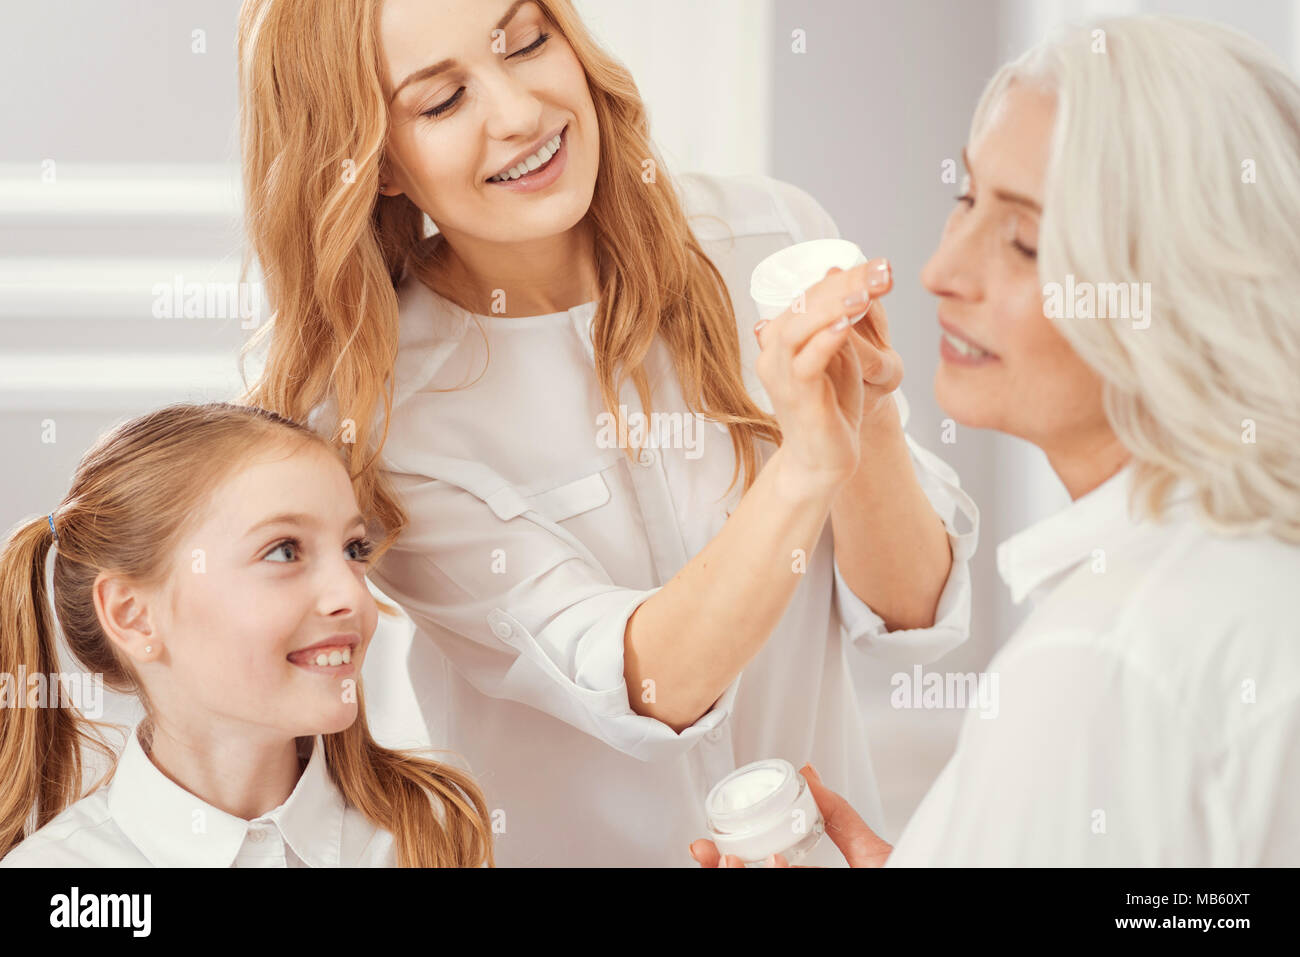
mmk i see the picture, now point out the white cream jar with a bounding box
[749,238,869,321]
[704,758,824,866]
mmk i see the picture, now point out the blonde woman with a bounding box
[692,14,1300,867]
[0,403,493,867]
[236,0,978,865]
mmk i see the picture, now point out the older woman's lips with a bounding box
[939,320,999,366]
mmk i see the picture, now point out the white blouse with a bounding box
[0,724,396,867]
[887,463,1300,866]
[362,171,979,867]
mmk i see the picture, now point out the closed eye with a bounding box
[510,30,551,60]
[420,31,552,120]
[422,89,464,120]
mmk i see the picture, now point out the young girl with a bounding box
[0,401,493,867]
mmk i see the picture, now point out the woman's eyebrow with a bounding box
[992,189,1042,213]
[962,147,1041,213]
[388,0,529,105]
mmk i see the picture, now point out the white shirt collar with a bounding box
[996,461,1149,606]
[107,725,347,868]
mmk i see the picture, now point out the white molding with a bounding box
[0,352,246,411]
[0,163,242,224]
[0,257,259,322]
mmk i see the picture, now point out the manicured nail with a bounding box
[765,854,778,867]
[869,261,892,292]
[754,319,770,337]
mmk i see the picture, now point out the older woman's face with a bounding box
[378,0,599,246]
[921,82,1108,447]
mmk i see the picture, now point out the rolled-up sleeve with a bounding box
[368,466,741,764]
[833,403,979,665]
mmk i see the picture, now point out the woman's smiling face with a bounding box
[921,81,1109,449]
[378,0,599,246]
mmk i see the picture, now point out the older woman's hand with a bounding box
[689,763,894,867]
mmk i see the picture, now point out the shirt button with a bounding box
[637,448,657,467]
[705,727,723,742]
[248,827,266,843]
[491,619,513,639]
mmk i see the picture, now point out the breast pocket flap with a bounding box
[524,471,610,523]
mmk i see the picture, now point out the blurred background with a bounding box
[3,0,1297,843]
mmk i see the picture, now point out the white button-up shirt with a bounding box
[0,725,395,867]
[363,171,980,866]
[888,463,1300,865]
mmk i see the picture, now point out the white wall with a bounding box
[575,0,773,178]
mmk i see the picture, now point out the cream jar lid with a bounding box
[749,238,868,309]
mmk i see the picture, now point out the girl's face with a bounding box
[138,441,379,742]
[377,0,599,247]
[920,82,1110,448]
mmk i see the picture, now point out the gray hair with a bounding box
[972,15,1300,542]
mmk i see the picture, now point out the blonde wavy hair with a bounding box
[971,14,1300,541]
[0,403,494,867]
[234,0,781,554]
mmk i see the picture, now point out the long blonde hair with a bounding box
[235,0,780,552]
[972,15,1300,541]
[0,403,493,867]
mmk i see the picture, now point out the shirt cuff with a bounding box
[485,587,742,763]
[833,429,980,665]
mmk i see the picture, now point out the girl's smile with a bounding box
[287,634,362,675]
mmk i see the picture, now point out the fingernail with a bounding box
[869,261,892,292]
[803,762,823,784]
[837,312,868,335]
[753,319,770,336]
[843,290,870,309]
[832,315,851,331]
[765,854,777,867]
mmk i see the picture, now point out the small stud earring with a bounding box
[144,645,153,654]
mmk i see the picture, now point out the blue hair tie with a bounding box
[47,513,59,544]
